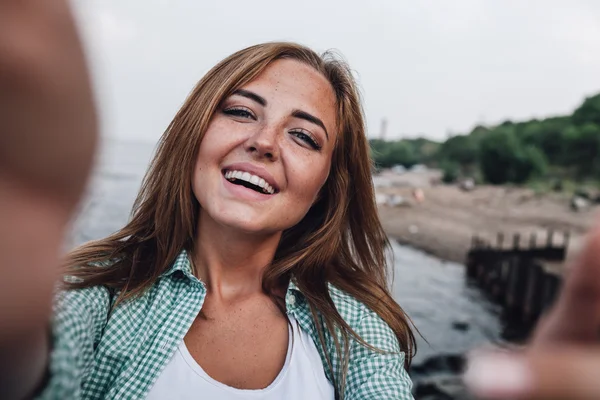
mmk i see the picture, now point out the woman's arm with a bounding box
[0,0,98,398]
[0,0,97,204]
[344,310,414,400]
[37,286,112,400]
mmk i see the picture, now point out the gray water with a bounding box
[69,139,504,399]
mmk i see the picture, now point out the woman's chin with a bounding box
[209,213,283,237]
[199,204,297,238]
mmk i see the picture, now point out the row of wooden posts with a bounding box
[466,230,569,327]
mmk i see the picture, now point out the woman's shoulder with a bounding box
[291,280,392,334]
[57,257,121,308]
[54,281,114,340]
[326,284,382,327]
[323,284,412,398]
[56,281,112,309]
[326,284,403,353]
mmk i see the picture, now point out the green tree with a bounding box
[438,134,479,165]
[479,127,548,184]
[469,125,491,139]
[407,137,440,164]
[369,92,600,183]
[441,161,460,183]
[563,123,600,178]
[520,118,571,165]
[369,139,419,169]
[573,94,600,126]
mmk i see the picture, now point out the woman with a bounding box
[39,42,418,399]
[27,19,419,400]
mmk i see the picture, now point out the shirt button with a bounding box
[286,293,296,307]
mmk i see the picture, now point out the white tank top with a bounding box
[146,316,335,399]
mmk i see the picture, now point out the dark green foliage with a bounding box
[520,119,570,165]
[369,140,416,168]
[369,138,438,169]
[573,94,600,126]
[369,91,600,185]
[479,128,548,184]
[469,125,491,139]
[438,135,479,166]
[441,161,460,183]
[562,123,600,178]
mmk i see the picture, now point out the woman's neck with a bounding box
[192,212,282,302]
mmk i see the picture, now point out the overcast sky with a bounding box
[71,0,600,142]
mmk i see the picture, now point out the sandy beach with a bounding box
[376,170,599,267]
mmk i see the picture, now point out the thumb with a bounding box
[465,347,600,400]
[533,222,600,345]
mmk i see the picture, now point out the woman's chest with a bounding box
[183,296,290,390]
[147,315,335,400]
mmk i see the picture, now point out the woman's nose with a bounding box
[244,126,280,161]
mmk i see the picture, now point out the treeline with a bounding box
[370,93,600,185]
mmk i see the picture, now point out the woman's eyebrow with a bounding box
[232,89,267,107]
[292,109,329,140]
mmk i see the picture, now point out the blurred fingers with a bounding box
[532,222,600,345]
[465,347,600,400]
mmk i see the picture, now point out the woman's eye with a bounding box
[223,107,256,120]
[291,130,321,151]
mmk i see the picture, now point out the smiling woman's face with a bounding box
[192,59,338,235]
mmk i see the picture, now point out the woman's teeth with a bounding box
[224,170,275,195]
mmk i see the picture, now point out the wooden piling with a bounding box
[466,229,568,332]
[529,233,537,249]
[523,263,544,323]
[546,230,554,248]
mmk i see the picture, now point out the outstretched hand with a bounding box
[465,219,600,399]
[0,0,97,398]
[0,0,97,204]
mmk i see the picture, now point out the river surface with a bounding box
[69,139,505,399]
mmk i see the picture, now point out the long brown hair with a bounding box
[65,42,416,394]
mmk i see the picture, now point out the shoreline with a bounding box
[376,171,598,268]
[386,233,464,265]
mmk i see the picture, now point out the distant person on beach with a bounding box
[3,2,600,400]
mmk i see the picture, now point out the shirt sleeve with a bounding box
[36,285,111,400]
[343,309,414,400]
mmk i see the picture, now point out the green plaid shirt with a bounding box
[39,251,413,399]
